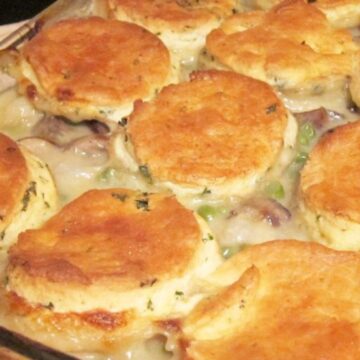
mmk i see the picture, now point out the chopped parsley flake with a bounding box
[202,233,214,242]
[118,117,128,127]
[111,193,128,202]
[45,302,54,310]
[201,187,211,196]
[21,181,37,212]
[266,104,277,114]
[147,299,154,311]
[140,278,157,287]
[139,165,152,184]
[136,198,150,211]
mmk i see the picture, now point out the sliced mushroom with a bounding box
[229,198,291,227]
[31,115,110,146]
[86,120,110,135]
[20,133,109,167]
[294,107,342,129]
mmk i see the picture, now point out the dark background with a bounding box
[0,0,56,25]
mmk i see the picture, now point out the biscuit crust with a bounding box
[9,189,201,286]
[108,0,237,32]
[0,134,57,248]
[7,188,221,313]
[254,0,360,28]
[0,134,28,230]
[20,17,172,121]
[206,0,359,91]
[300,121,360,223]
[299,120,360,249]
[184,240,360,360]
[127,70,289,196]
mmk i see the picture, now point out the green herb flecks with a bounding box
[111,192,128,202]
[201,187,211,196]
[202,233,214,242]
[140,278,157,288]
[118,117,128,127]
[147,299,154,311]
[136,197,150,211]
[44,302,54,310]
[266,103,277,114]
[175,291,184,299]
[21,181,37,211]
[139,164,152,184]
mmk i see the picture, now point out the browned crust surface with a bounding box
[7,292,134,332]
[0,134,28,229]
[21,17,171,107]
[108,0,237,32]
[314,0,360,8]
[184,240,360,360]
[256,0,360,11]
[206,0,358,88]
[8,189,201,288]
[300,120,360,223]
[128,70,288,187]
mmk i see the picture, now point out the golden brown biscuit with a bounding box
[6,188,222,351]
[120,70,296,198]
[299,120,360,250]
[316,0,360,28]
[107,0,242,64]
[18,17,175,123]
[254,0,360,28]
[205,0,359,93]
[350,57,360,107]
[0,133,57,248]
[183,240,360,360]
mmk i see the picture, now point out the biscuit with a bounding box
[6,189,222,350]
[299,120,360,250]
[350,58,360,108]
[205,0,359,93]
[119,70,296,198]
[0,133,57,249]
[183,240,360,360]
[18,17,175,123]
[253,0,360,29]
[107,0,242,65]
[315,0,360,28]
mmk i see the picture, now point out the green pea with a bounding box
[97,167,117,182]
[197,205,224,222]
[222,245,242,259]
[265,181,285,200]
[294,151,308,165]
[299,122,316,146]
